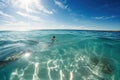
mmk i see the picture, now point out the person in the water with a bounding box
[48,36,56,47]
[52,36,56,42]
[49,36,56,46]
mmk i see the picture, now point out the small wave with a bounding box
[0,30,119,80]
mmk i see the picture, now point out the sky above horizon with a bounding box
[0,0,120,31]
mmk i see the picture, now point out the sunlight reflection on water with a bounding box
[0,31,119,80]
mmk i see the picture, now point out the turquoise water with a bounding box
[0,30,120,80]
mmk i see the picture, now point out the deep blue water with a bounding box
[0,30,120,80]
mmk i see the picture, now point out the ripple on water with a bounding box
[0,31,120,80]
[89,56,118,79]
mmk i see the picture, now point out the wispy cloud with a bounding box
[0,1,7,9]
[54,0,68,9]
[0,10,13,18]
[9,0,53,14]
[37,4,53,14]
[0,21,33,31]
[54,25,89,30]
[92,16,116,20]
[5,21,31,27]
[16,11,40,21]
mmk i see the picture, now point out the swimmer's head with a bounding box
[53,36,55,38]
[52,36,56,41]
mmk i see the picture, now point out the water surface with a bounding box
[0,30,120,80]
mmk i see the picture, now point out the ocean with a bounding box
[0,30,120,80]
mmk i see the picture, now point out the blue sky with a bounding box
[0,0,120,31]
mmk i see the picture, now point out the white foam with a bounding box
[69,71,73,80]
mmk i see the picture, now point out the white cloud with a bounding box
[5,21,31,27]
[93,16,116,20]
[16,11,40,21]
[0,10,13,18]
[0,21,89,31]
[0,21,34,31]
[9,0,53,14]
[52,25,89,30]
[93,16,104,20]
[0,20,58,31]
[54,0,68,9]
[37,3,53,14]
[0,1,7,9]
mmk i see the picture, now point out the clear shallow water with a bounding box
[0,30,120,80]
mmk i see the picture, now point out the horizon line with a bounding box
[0,29,120,32]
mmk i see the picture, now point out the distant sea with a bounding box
[0,30,120,80]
